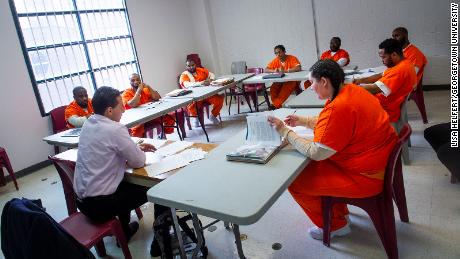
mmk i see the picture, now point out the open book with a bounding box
[211,77,234,86]
[226,112,283,164]
[166,89,192,97]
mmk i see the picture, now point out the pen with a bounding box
[291,110,297,115]
[136,139,144,145]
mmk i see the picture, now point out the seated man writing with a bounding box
[179,59,223,127]
[64,86,94,128]
[353,38,417,124]
[122,73,175,138]
[74,86,156,241]
[265,45,302,109]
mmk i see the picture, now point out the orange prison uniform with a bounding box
[266,55,301,108]
[320,49,350,66]
[288,84,397,231]
[122,88,175,137]
[403,44,427,86]
[375,59,417,122]
[179,67,224,117]
[64,100,94,128]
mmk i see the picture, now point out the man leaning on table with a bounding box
[265,44,302,109]
[73,86,156,241]
[353,38,416,124]
[179,59,224,127]
[122,73,175,138]
[64,86,94,128]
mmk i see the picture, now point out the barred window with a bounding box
[10,0,140,115]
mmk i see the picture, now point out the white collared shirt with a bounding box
[74,114,145,198]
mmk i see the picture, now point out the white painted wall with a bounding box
[313,0,450,85]
[0,0,54,172]
[204,0,318,74]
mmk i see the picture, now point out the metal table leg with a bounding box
[232,223,246,259]
[191,213,205,258]
[196,101,209,142]
[171,208,187,259]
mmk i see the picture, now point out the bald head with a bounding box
[73,86,88,108]
[392,27,409,48]
[129,73,141,89]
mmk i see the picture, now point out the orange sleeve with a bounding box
[266,58,279,70]
[338,50,350,65]
[195,68,209,81]
[122,88,135,109]
[313,103,354,152]
[286,55,301,69]
[320,51,330,60]
[64,102,79,127]
[180,73,190,87]
[379,68,402,93]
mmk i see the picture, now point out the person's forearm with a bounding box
[287,65,301,73]
[265,67,276,73]
[127,89,143,107]
[356,73,382,84]
[68,116,87,128]
[361,84,382,94]
[279,129,335,160]
[147,86,161,101]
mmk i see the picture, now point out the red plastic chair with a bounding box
[409,65,428,123]
[0,147,19,190]
[321,123,412,259]
[50,105,68,154]
[49,156,134,258]
[244,68,271,112]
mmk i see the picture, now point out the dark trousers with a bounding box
[424,123,460,180]
[76,181,148,235]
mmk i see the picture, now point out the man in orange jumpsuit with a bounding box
[179,59,223,127]
[392,27,428,87]
[320,37,350,67]
[266,45,302,109]
[268,59,397,240]
[122,73,175,138]
[65,86,94,128]
[354,39,417,123]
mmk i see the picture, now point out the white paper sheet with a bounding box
[131,137,168,149]
[246,112,281,146]
[155,141,194,157]
[144,155,190,177]
[53,148,78,162]
[177,148,207,163]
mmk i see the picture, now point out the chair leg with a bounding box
[392,158,409,222]
[135,207,143,220]
[54,146,60,155]
[251,92,259,112]
[205,105,210,119]
[237,95,241,114]
[411,89,428,124]
[321,197,333,247]
[94,240,107,257]
[0,167,6,186]
[228,94,233,115]
[184,108,192,130]
[381,199,399,259]
[365,200,390,255]
[243,92,253,113]
[3,154,18,190]
[111,220,133,259]
[401,142,410,165]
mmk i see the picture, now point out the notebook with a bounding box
[62,128,82,137]
[262,73,285,79]
[166,89,192,97]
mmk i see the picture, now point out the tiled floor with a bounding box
[1,90,459,259]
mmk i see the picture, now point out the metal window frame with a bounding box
[9,0,141,116]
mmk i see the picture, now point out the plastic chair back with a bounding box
[49,156,78,215]
[231,61,247,74]
[50,105,68,133]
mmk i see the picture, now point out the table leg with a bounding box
[196,102,209,142]
[160,116,166,139]
[175,110,185,140]
[171,208,187,259]
[232,223,246,259]
[191,213,205,258]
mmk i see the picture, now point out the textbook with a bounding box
[226,111,283,164]
[62,128,82,137]
[166,89,192,97]
[262,73,285,79]
[211,77,234,86]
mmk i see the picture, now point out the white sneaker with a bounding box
[308,222,351,240]
[209,115,220,125]
[193,118,200,128]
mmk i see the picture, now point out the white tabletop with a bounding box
[344,66,386,82]
[242,71,309,84]
[147,108,322,225]
[43,98,193,147]
[284,89,326,108]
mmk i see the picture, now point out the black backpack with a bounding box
[150,205,208,258]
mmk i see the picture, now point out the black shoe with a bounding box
[126,221,139,242]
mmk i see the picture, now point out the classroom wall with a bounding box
[203,0,318,74]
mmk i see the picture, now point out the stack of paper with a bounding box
[155,141,194,157]
[144,148,208,177]
[211,77,234,86]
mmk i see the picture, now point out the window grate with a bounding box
[10,0,140,115]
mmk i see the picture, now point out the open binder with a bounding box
[166,89,192,97]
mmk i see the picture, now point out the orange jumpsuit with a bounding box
[304,49,351,89]
[122,87,175,137]
[179,67,224,117]
[64,100,94,128]
[403,44,427,86]
[288,84,397,231]
[266,55,301,108]
[320,49,350,66]
[375,59,417,122]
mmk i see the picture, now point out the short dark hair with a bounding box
[72,86,86,96]
[393,27,408,35]
[331,37,341,45]
[379,38,403,56]
[274,45,286,52]
[92,86,121,115]
[309,59,345,100]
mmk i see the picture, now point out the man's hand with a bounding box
[138,143,156,152]
[284,115,300,127]
[202,78,211,86]
[267,116,286,133]
[352,78,361,85]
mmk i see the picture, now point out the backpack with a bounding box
[150,207,208,258]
